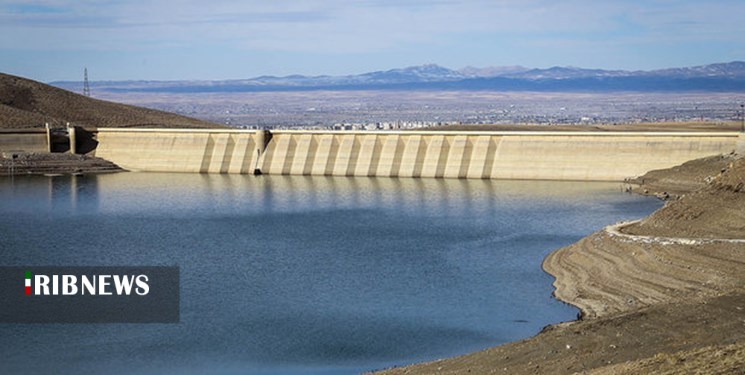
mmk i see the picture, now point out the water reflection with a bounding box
[43,172,630,218]
[0,174,101,215]
[0,172,659,375]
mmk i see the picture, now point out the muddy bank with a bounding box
[0,152,122,176]
[378,293,745,375]
[377,155,745,374]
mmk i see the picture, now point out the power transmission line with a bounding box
[83,67,91,97]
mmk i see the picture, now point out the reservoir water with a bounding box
[0,173,661,374]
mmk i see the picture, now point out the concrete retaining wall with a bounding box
[0,129,49,153]
[94,128,741,181]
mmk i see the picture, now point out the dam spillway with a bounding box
[93,128,742,181]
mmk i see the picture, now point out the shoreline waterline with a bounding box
[382,154,745,375]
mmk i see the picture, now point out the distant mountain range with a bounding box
[52,61,745,93]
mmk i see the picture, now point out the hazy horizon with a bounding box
[2,1,744,82]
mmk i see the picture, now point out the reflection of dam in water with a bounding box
[87,172,632,218]
[1,172,637,220]
[94,129,744,181]
[0,174,100,215]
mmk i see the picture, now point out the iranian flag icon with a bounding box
[25,271,31,295]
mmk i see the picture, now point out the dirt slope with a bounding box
[0,73,225,129]
[627,153,736,198]
[378,293,745,375]
[626,156,745,239]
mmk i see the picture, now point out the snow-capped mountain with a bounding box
[51,62,745,93]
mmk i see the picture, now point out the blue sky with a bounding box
[1,0,744,81]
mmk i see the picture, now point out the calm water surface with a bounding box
[0,173,661,374]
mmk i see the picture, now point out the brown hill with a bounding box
[0,73,226,129]
[626,155,745,239]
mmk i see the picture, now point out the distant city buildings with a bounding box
[93,91,745,130]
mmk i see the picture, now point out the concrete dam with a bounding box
[93,128,743,181]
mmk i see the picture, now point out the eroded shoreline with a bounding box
[378,153,745,374]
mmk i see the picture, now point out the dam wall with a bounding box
[94,128,741,181]
[0,129,49,153]
[95,129,261,174]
